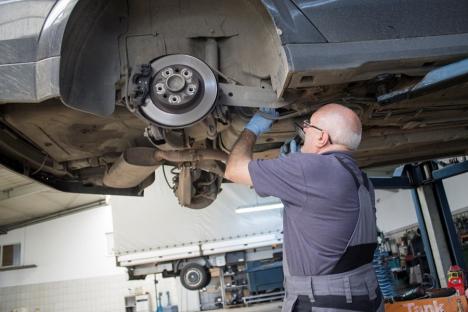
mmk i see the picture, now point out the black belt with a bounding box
[293,287,383,312]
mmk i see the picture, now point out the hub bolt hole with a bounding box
[187,84,197,95]
[181,68,193,79]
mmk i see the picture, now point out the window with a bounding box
[1,243,21,267]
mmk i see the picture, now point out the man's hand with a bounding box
[245,107,278,137]
[279,137,301,158]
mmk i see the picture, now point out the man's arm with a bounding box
[224,129,257,186]
[225,107,277,185]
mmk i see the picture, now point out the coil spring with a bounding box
[373,248,397,299]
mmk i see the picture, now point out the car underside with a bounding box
[1,0,468,208]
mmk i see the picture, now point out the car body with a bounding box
[1,0,468,208]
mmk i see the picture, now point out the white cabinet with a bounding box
[125,293,152,312]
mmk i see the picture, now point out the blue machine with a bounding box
[246,260,284,293]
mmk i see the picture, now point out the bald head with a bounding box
[310,104,362,150]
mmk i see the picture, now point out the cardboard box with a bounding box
[385,295,468,311]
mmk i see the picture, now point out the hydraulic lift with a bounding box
[370,160,468,311]
[370,159,468,288]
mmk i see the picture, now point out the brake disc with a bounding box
[137,54,218,128]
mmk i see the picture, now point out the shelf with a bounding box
[224,285,247,289]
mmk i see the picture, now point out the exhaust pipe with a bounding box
[103,147,227,188]
[103,148,161,188]
[154,149,228,163]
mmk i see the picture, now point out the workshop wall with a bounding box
[0,205,199,312]
[444,172,468,213]
[375,172,468,234]
[375,189,418,233]
[0,205,122,287]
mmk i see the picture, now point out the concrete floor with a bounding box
[221,302,282,311]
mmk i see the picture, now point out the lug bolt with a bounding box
[155,83,165,94]
[162,67,174,78]
[169,95,181,104]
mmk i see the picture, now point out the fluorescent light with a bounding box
[236,202,284,214]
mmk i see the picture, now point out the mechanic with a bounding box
[225,104,383,312]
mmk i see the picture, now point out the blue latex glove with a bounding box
[279,137,301,158]
[245,107,278,136]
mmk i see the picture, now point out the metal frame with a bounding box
[370,159,468,287]
[378,58,468,105]
[410,189,440,288]
[433,180,465,269]
[432,161,468,181]
[0,149,143,197]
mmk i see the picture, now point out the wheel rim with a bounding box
[185,268,202,287]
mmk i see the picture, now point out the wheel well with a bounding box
[60,0,124,116]
[59,0,286,116]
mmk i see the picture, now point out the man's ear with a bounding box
[318,132,329,147]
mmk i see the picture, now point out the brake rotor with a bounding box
[138,54,218,128]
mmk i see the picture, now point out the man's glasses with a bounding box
[296,120,333,144]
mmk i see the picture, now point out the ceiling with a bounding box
[0,165,106,232]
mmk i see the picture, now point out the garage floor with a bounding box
[221,302,282,311]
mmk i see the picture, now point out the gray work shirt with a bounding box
[248,151,362,276]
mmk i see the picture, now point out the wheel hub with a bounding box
[166,74,186,92]
[136,54,218,128]
[187,270,201,284]
[152,65,201,109]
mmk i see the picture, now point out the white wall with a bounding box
[0,205,124,288]
[0,204,201,312]
[375,172,468,233]
[375,189,418,233]
[443,172,468,212]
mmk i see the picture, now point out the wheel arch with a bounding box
[57,0,298,117]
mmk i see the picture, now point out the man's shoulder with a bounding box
[289,151,355,163]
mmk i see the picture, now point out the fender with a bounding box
[0,0,79,104]
[260,0,325,44]
[36,0,80,60]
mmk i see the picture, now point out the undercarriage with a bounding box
[1,0,468,208]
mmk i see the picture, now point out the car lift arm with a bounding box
[378,58,468,105]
